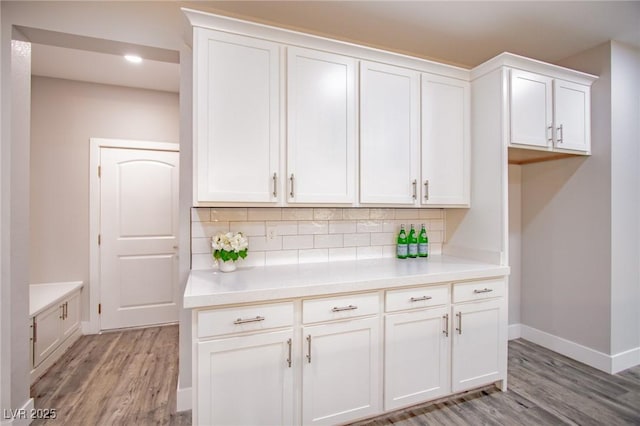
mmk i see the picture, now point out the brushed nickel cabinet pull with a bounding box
[456,312,462,335]
[443,313,449,337]
[59,304,64,320]
[272,173,278,198]
[286,338,292,368]
[412,179,417,200]
[424,180,429,200]
[289,174,295,198]
[473,288,494,294]
[557,124,564,144]
[547,125,553,143]
[306,335,312,364]
[331,305,358,312]
[33,319,37,343]
[233,316,265,325]
[410,296,433,302]
[64,302,68,320]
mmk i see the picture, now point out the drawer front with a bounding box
[385,284,449,312]
[197,301,294,338]
[453,278,504,303]
[303,292,379,324]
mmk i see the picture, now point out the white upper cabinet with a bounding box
[287,47,356,204]
[554,79,590,152]
[509,67,591,154]
[421,74,470,207]
[360,61,420,205]
[510,69,553,149]
[194,28,280,204]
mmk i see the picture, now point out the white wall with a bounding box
[609,42,640,355]
[521,43,613,353]
[30,76,179,319]
[508,164,521,326]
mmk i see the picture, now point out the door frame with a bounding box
[87,138,180,334]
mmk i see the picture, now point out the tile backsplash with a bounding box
[191,208,445,269]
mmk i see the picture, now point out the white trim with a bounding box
[611,347,640,374]
[176,384,192,412]
[513,325,639,373]
[182,8,470,81]
[0,398,34,425]
[508,323,521,340]
[88,138,179,333]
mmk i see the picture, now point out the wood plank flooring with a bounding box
[32,326,640,425]
[31,325,191,425]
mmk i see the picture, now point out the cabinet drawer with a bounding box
[385,284,449,312]
[303,292,379,324]
[453,279,504,303]
[197,302,294,338]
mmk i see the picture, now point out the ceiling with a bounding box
[29,1,640,92]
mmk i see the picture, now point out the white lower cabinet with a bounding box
[192,279,507,425]
[32,289,81,368]
[196,330,294,426]
[384,306,450,410]
[302,317,380,425]
[451,279,507,392]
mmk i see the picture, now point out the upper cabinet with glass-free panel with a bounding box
[193,28,281,205]
[287,47,357,204]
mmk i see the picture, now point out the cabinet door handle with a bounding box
[456,312,462,335]
[331,305,358,312]
[233,316,265,325]
[557,124,564,144]
[424,180,429,200]
[64,302,68,320]
[306,335,312,364]
[59,305,64,320]
[272,173,278,198]
[289,174,295,198]
[547,125,553,143]
[412,179,417,200]
[473,288,493,294]
[410,296,432,302]
[443,313,449,337]
[33,319,37,343]
[286,338,292,368]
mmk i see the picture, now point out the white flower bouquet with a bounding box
[211,231,249,263]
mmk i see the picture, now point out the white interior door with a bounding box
[99,146,179,330]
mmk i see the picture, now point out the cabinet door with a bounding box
[554,79,590,152]
[61,291,80,340]
[509,69,553,148]
[194,28,280,203]
[384,306,450,410]
[287,47,356,203]
[421,74,470,206]
[33,303,63,367]
[451,298,506,392]
[196,330,294,426]
[302,317,380,425]
[360,61,420,205]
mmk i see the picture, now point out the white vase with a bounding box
[218,260,237,273]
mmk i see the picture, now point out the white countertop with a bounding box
[30,281,83,317]
[184,255,509,309]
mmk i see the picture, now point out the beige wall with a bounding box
[30,76,179,319]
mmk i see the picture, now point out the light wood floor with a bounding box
[32,325,640,425]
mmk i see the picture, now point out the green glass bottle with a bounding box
[408,224,418,258]
[418,224,429,258]
[396,225,408,259]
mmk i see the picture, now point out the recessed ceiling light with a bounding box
[124,54,142,64]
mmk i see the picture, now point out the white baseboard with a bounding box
[611,346,640,374]
[1,398,34,425]
[520,324,640,374]
[176,385,192,412]
[81,320,99,335]
[508,323,521,340]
